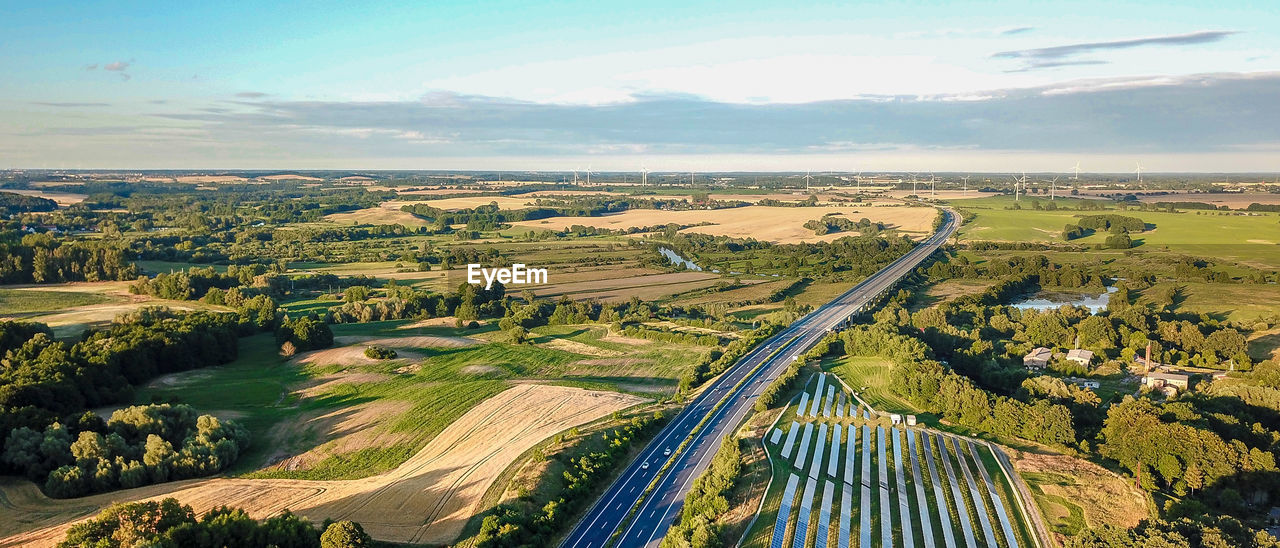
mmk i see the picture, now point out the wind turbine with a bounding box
[1039,175,1060,200]
[641,166,649,187]
[961,175,970,195]
[1072,161,1082,181]
[1134,162,1144,184]
[1011,173,1027,201]
[929,172,937,197]
[907,173,918,195]
[585,165,592,186]
[571,168,579,184]
[804,170,814,190]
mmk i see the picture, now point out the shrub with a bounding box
[363,345,397,360]
[321,521,372,548]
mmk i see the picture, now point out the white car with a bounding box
[641,461,650,470]
[664,448,672,456]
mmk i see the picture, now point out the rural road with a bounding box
[560,208,960,548]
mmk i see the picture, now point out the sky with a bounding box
[2,0,1279,172]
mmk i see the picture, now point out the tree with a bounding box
[343,286,370,303]
[1104,232,1133,249]
[507,325,529,344]
[279,316,334,351]
[321,521,372,548]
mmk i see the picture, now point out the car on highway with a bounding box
[641,461,650,470]
[664,448,671,456]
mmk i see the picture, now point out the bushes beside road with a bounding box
[473,411,666,547]
[661,434,743,547]
[679,323,784,394]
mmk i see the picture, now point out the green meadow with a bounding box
[0,288,112,314]
[952,196,1280,267]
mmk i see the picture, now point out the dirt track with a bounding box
[0,384,643,547]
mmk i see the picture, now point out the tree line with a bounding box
[0,232,136,283]
[3,403,249,498]
[0,191,57,213]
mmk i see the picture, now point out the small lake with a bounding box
[658,247,703,271]
[1011,286,1117,313]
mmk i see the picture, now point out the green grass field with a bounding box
[0,288,112,314]
[1021,471,1087,536]
[826,356,918,415]
[131,333,313,473]
[1137,282,1280,324]
[952,195,1280,267]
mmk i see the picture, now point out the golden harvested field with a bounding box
[512,205,937,243]
[395,188,490,196]
[172,175,251,184]
[0,384,642,547]
[4,189,87,206]
[258,174,323,181]
[323,200,435,227]
[529,271,724,302]
[519,190,624,198]
[422,196,539,210]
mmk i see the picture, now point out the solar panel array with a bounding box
[756,373,1032,548]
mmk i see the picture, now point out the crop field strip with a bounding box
[751,377,1035,548]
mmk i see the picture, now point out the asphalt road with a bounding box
[560,208,960,548]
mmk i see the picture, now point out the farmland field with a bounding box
[2,188,87,205]
[0,384,639,547]
[322,200,436,227]
[953,195,1280,267]
[510,204,938,244]
[0,288,112,314]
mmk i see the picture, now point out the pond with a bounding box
[658,247,703,271]
[1011,285,1117,313]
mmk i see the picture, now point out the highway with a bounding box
[560,207,959,548]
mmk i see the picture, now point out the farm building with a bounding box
[1144,371,1190,393]
[1066,349,1094,366]
[1023,347,1052,369]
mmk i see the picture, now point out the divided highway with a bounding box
[561,208,960,548]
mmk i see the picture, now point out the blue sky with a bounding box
[2,1,1278,171]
